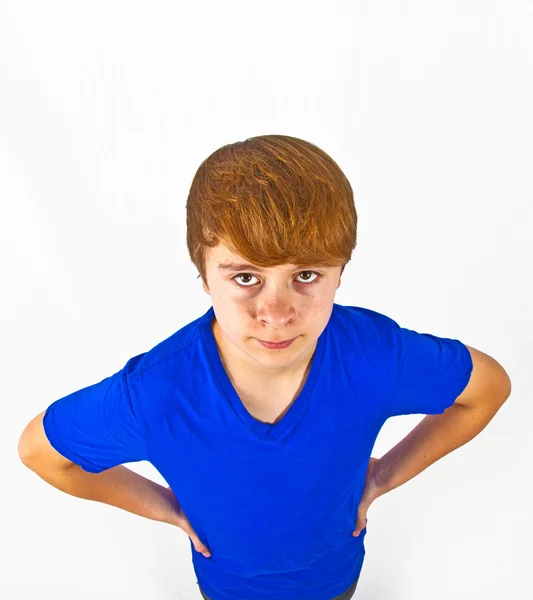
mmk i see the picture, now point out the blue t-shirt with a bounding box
[43,303,473,600]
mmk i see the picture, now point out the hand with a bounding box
[352,457,386,537]
[165,486,212,558]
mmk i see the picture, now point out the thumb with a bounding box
[353,512,368,537]
[190,533,212,558]
[165,486,212,558]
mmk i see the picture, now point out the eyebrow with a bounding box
[217,261,330,273]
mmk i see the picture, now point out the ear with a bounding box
[203,280,211,295]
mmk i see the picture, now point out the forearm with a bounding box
[25,460,180,526]
[375,401,506,494]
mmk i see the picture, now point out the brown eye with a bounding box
[298,271,316,282]
[232,273,259,287]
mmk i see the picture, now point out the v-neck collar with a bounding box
[199,306,327,438]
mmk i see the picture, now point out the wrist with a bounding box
[160,485,183,526]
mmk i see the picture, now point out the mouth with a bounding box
[257,337,297,349]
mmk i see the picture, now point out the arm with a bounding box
[374,344,512,494]
[19,411,179,525]
[19,411,212,557]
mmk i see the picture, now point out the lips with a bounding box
[257,337,296,349]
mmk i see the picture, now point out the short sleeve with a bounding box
[386,322,474,418]
[42,359,149,473]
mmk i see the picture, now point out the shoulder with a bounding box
[331,303,400,343]
[124,308,210,380]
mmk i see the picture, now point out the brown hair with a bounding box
[186,134,357,286]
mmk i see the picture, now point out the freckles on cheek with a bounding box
[303,297,326,315]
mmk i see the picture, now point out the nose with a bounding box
[256,302,296,329]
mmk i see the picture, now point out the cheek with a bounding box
[301,297,330,316]
[218,304,250,331]
[304,301,335,328]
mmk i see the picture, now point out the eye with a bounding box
[232,271,322,288]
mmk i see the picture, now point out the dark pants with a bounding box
[198,576,359,599]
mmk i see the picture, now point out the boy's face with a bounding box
[202,242,343,376]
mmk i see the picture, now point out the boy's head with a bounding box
[186,134,357,374]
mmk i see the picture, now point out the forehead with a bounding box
[207,243,331,273]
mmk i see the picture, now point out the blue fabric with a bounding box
[43,303,473,600]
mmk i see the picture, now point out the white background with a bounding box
[2,1,531,598]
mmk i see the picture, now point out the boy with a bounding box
[18,135,511,600]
